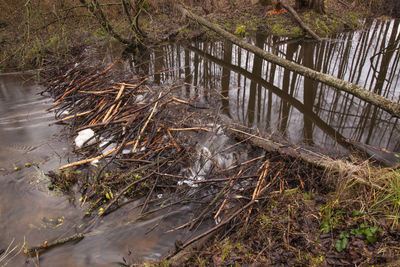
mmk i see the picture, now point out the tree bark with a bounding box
[280,0,322,41]
[295,0,325,13]
[79,0,130,45]
[176,5,400,118]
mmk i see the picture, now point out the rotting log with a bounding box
[279,0,322,41]
[176,5,400,118]
[220,115,384,191]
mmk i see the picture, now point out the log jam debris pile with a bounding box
[38,60,396,265]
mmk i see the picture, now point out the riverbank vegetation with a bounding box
[0,0,398,72]
[1,0,400,266]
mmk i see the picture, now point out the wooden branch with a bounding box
[79,0,130,45]
[165,200,257,260]
[102,84,125,122]
[168,232,215,267]
[131,92,161,153]
[57,110,92,122]
[176,5,400,118]
[279,0,322,41]
[24,233,84,256]
[59,143,119,170]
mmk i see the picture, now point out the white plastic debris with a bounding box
[122,149,132,155]
[75,129,95,148]
[215,216,222,225]
[59,110,69,116]
[133,146,146,153]
[90,159,99,165]
[135,94,145,103]
[99,137,112,148]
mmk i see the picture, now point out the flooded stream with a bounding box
[1,19,400,266]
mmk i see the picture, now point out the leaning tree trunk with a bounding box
[176,4,400,118]
[280,0,321,41]
[296,0,325,13]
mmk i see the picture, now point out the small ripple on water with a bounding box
[0,110,54,123]
[1,120,55,131]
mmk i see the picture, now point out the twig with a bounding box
[169,127,211,132]
[56,110,92,122]
[102,84,126,122]
[24,233,84,257]
[214,169,242,219]
[131,91,162,153]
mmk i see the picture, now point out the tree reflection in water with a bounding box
[127,19,400,165]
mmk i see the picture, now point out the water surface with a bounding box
[127,19,400,165]
[0,74,189,266]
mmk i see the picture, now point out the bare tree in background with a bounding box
[295,0,325,13]
[79,0,146,49]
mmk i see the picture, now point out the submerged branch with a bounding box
[24,233,84,257]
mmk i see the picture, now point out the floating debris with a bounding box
[75,129,95,148]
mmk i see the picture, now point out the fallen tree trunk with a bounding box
[186,44,400,167]
[176,5,400,118]
[279,0,322,41]
[220,115,384,191]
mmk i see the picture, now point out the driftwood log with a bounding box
[176,5,400,118]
